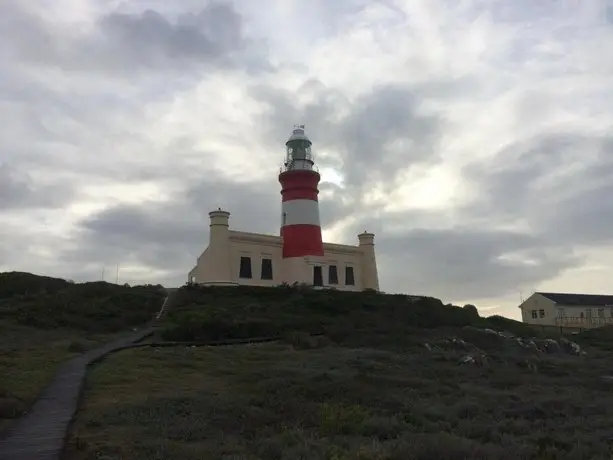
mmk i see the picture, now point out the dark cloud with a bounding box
[97,4,251,71]
[0,2,272,77]
[373,227,580,300]
[63,172,356,282]
[0,164,73,210]
[463,133,613,245]
[250,80,442,193]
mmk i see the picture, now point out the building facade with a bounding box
[187,126,380,291]
[519,292,613,331]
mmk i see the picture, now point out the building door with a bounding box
[313,266,323,287]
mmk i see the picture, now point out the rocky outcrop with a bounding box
[423,326,585,367]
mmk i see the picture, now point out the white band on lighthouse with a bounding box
[281,199,321,226]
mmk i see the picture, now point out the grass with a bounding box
[0,271,166,431]
[0,321,118,431]
[65,326,613,459]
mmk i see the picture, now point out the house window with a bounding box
[345,266,355,286]
[557,308,565,318]
[239,256,252,279]
[531,310,537,319]
[598,308,605,318]
[538,309,545,318]
[261,258,273,280]
[328,265,338,284]
[313,266,323,286]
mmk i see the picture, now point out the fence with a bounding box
[555,316,613,328]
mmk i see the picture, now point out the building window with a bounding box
[313,266,323,286]
[531,310,537,319]
[282,212,287,226]
[610,307,613,318]
[261,258,273,280]
[598,308,605,318]
[328,265,338,284]
[538,309,545,318]
[557,308,565,318]
[239,256,252,279]
[345,266,355,286]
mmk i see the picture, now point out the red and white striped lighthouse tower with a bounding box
[279,125,324,267]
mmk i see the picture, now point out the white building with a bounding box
[519,292,613,331]
[188,126,380,291]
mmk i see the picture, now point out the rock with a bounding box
[458,353,488,367]
[423,342,442,352]
[515,337,539,351]
[560,337,582,355]
[450,337,468,346]
[499,331,516,339]
[534,338,562,354]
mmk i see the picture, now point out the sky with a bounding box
[2,0,613,319]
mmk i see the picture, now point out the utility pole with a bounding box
[115,264,120,284]
[101,267,105,281]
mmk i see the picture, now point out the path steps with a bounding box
[0,290,175,460]
[0,328,154,460]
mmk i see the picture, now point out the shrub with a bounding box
[161,285,489,342]
[0,272,166,333]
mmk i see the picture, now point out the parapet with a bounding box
[358,231,375,246]
[209,208,230,226]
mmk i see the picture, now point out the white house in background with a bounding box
[187,125,380,292]
[519,292,613,330]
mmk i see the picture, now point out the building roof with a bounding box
[537,292,613,306]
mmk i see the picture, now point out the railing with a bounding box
[555,316,613,328]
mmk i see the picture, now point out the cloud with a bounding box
[251,81,443,194]
[2,0,613,318]
[374,226,580,300]
[0,164,73,210]
[2,2,271,77]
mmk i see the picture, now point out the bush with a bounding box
[161,285,489,342]
[0,272,166,333]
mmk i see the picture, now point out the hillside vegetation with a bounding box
[0,271,165,430]
[160,284,537,344]
[65,284,613,460]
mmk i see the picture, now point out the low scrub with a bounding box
[0,271,166,333]
[161,284,534,343]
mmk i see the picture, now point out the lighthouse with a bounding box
[188,124,380,291]
[279,125,325,283]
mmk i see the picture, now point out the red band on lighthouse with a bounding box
[279,170,324,258]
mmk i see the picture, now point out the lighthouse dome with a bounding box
[286,124,312,145]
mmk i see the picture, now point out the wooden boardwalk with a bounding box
[0,328,154,460]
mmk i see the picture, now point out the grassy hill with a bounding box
[158,284,538,344]
[0,271,166,430]
[63,284,613,460]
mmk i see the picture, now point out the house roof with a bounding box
[537,292,613,306]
